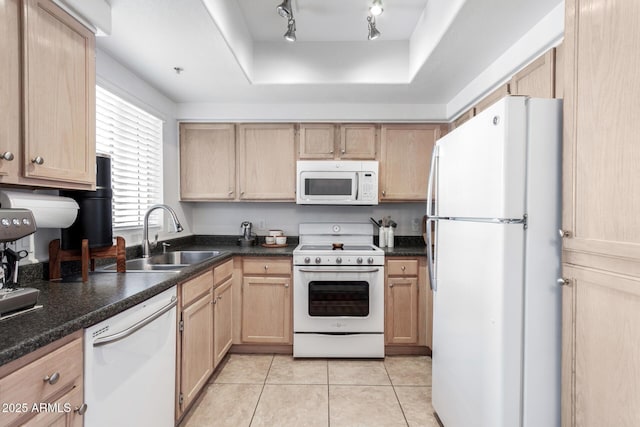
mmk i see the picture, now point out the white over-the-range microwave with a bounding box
[296,160,379,205]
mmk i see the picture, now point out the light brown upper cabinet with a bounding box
[450,108,474,131]
[474,83,511,115]
[510,49,555,98]
[0,0,95,190]
[298,123,336,159]
[0,0,20,180]
[298,123,377,160]
[22,0,95,186]
[237,123,296,200]
[180,123,236,201]
[379,124,440,201]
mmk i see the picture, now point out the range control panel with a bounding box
[0,209,36,243]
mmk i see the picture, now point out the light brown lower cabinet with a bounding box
[385,259,420,345]
[241,258,292,344]
[213,275,233,367]
[0,334,85,427]
[561,264,640,427]
[177,270,214,416]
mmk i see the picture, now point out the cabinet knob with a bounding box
[284,283,289,288]
[264,265,269,270]
[228,190,234,195]
[74,403,88,416]
[558,229,571,238]
[341,149,346,154]
[31,156,44,165]
[557,278,571,287]
[43,372,60,385]
[382,191,386,196]
[401,266,406,271]
[389,283,394,288]
[1,152,14,161]
[330,150,334,154]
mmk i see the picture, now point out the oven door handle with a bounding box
[297,268,381,273]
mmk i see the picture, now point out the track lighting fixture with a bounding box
[369,0,384,16]
[284,18,296,42]
[276,0,292,19]
[367,15,381,40]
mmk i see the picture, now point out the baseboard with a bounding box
[229,344,293,354]
[384,345,432,356]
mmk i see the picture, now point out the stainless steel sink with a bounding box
[100,250,223,273]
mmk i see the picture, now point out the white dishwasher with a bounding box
[84,286,177,427]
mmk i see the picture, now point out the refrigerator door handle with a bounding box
[426,145,439,217]
[426,217,437,291]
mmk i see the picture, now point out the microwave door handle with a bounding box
[354,173,359,200]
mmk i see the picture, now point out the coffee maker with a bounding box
[0,208,40,318]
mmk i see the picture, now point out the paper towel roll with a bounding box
[0,191,79,228]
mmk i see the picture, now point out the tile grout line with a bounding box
[247,354,275,427]
[384,359,410,427]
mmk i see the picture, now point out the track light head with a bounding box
[276,0,292,19]
[284,18,296,42]
[369,0,383,16]
[367,15,381,40]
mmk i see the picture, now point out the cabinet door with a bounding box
[562,0,640,274]
[241,276,291,343]
[22,0,95,186]
[386,276,419,344]
[0,0,20,180]
[180,123,236,200]
[510,48,555,98]
[379,124,439,201]
[339,124,377,159]
[213,277,233,367]
[180,292,214,410]
[561,265,640,427]
[238,124,296,200]
[299,124,336,159]
[474,83,510,115]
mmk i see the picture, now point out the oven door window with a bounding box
[308,281,369,317]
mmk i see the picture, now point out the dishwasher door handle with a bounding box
[93,296,177,347]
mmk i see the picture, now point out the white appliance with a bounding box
[84,286,177,427]
[293,223,385,357]
[427,97,562,427]
[296,160,378,205]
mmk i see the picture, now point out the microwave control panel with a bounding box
[359,172,377,201]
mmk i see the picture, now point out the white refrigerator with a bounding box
[427,96,562,427]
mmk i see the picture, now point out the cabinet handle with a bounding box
[557,278,571,287]
[43,372,60,385]
[1,152,14,161]
[218,295,222,301]
[558,229,571,238]
[74,403,88,416]
[212,298,217,304]
[31,156,44,165]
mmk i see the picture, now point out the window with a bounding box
[95,86,163,229]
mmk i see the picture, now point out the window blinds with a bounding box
[95,86,163,229]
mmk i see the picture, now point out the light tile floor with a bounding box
[181,354,438,427]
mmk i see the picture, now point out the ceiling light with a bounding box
[284,19,296,42]
[369,0,384,16]
[276,0,292,19]
[367,16,381,40]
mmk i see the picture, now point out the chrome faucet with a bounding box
[142,204,184,257]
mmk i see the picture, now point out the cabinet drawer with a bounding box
[214,259,233,287]
[387,259,419,276]
[243,258,291,276]
[0,337,82,426]
[182,269,213,306]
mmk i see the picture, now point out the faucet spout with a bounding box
[142,204,184,257]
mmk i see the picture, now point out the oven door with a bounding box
[293,265,384,333]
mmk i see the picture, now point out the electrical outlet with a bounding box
[411,217,421,232]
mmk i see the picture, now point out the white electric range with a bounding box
[293,223,385,358]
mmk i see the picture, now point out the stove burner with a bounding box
[332,243,344,250]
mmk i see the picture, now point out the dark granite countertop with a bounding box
[0,235,424,367]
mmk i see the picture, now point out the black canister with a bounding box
[61,154,114,250]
